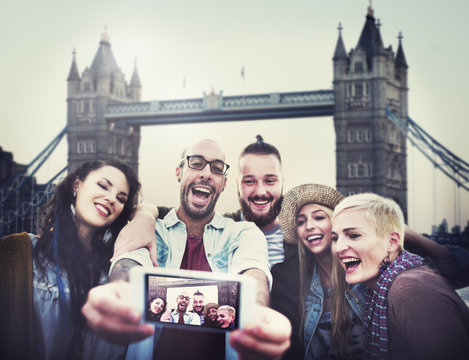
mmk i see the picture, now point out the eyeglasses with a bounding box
[178,295,190,301]
[183,155,230,176]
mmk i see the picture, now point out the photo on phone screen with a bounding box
[144,273,241,331]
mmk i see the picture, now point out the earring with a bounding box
[103,229,112,245]
[379,250,391,273]
[70,190,77,220]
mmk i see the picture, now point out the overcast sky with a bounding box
[1,0,468,234]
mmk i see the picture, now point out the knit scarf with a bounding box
[364,250,423,359]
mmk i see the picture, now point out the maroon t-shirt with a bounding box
[179,236,211,272]
[155,235,225,360]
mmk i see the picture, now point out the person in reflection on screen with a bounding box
[170,290,201,325]
[191,290,205,324]
[147,296,167,322]
[217,305,236,329]
[203,303,220,328]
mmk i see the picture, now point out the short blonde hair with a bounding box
[217,305,235,317]
[332,193,404,249]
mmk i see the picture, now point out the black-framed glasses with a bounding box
[178,295,190,301]
[183,155,230,176]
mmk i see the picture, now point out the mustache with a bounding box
[248,195,273,202]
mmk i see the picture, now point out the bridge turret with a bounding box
[128,58,142,101]
[333,4,409,219]
[67,49,80,98]
[66,30,141,174]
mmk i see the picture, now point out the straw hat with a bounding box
[279,184,344,245]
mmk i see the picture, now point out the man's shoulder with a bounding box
[213,212,261,234]
[223,209,243,221]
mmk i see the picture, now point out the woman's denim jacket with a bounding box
[303,265,367,360]
[30,235,125,360]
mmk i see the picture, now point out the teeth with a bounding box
[307,235,322,241]
[194,187,210,194]
[342,257,360,263]
[96,204,110,215]
[253,200,268,205]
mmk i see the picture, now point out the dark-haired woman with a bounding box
[147,297,167,322]
[2,160,140,359]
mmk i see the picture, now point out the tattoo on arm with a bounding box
[109,258,140,282]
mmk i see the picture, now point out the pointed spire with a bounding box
[67,48,80,81]
[90,29,119,79]
[130,57,141,88]
[333,22,348,61]
[395,32,408,68]
[356,5,385,61]
[101,25,110,44]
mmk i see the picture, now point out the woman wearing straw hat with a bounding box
[278,184,366,359]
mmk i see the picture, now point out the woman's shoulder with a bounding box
[389,265,461,305]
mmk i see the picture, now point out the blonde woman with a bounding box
[331,193,469,359]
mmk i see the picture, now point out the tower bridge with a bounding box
[2,5,468,236]
[66,5,409,217]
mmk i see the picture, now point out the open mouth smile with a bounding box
[95,203,110,216]
[191,185,212,204]
[341,257,361,272]
[305,234,323,245]
[249,197,272,209]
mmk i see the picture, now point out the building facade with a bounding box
[66,30,141,173]
[333,5,409,218]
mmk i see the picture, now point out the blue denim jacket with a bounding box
[303,265,367,360]
[30,235,125,360]
[122,210,271,360]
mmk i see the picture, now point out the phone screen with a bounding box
[144,273,241,331]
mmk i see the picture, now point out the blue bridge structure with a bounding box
[1,5,468,239]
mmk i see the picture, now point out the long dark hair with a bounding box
[33,160,140,323]
[147,297,167,321]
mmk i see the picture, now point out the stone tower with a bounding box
[66,30,141,174]
[333,5,409,218]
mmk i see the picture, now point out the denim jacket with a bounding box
[122,210,271,360]
[303,265,367,360]
[156,209,271,280]
[30,234,125,360]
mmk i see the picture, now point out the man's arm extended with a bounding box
[242,268,270,306]
[109,258,141,282]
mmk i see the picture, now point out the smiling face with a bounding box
[192,294,204,314]
[176,293,190,312]
[296,203,333,256]
[217,309,235,328]
[150,298,165,315]
[331,208,391,288]
[207,307,218,322]
[176,140,227,220]
[73,165,129,238]
[237,154,283,230]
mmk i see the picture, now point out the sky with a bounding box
[1,0,468,234]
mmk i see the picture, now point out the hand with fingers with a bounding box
[230,305,291,360]
[82,281,154,344]
[112,203,159,266]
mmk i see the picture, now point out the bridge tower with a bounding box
[333,5,409,218]
[66,30,141,173]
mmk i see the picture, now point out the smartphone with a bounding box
[130,267,256,332]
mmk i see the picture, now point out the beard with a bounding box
[239,194,283,228]
[180,181,220,220]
